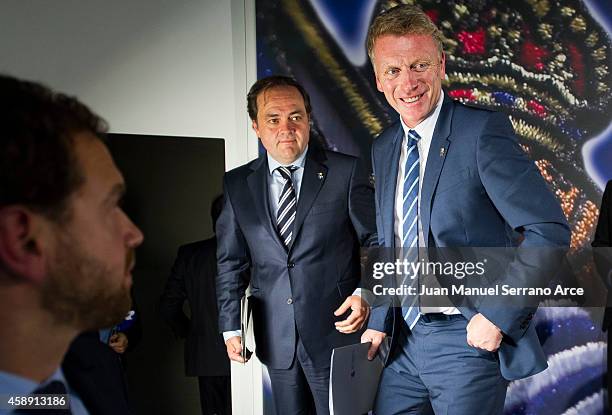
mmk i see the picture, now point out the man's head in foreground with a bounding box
[0,74,144,337]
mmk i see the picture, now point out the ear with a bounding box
[251,119,261,138]
[373,65,384,92]
[0,206,48,283]
[370,57,384,93]
[375,75,384,93]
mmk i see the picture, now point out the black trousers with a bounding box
[197,375,231,415]
[266,336,330,415]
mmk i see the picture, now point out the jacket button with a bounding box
[287,298,293,305]
[288,262,295,268]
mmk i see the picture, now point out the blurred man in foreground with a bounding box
[0,74,143,414]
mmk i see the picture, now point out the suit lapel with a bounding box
[247,155,286,252]
[421,97,454,246]
[291,146,328,251]
[380,126,404,248]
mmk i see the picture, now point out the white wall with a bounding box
[0,0,259,170]
[0,0,261,414]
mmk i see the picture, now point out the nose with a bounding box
[398,68,419,92]
[279,118,296,133]
[123,211,144,248]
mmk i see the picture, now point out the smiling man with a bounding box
[0,74,143,414]
[360,5,570,415]
[216,76,377,414]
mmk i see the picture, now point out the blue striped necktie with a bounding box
[276,166,298,250]
[402,129,421,329]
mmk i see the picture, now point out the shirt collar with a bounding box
[0,367,68,396]
[400,91,444,142]
[267,145,308,175]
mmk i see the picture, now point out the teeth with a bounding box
[402,94,422,103]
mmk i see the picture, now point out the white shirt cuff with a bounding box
[352,287,374,307]
[223,330,241,342]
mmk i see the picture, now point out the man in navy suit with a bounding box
[359,5,571,414]
[216,76,377,414]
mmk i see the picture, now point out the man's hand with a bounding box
[225,336,248,363]
[466,313,502,352]
[109,332,128,354]
[361,329,387,360]
[334,295,370,334]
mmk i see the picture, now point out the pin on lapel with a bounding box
[440,147,446,158]
[317,172,324,180]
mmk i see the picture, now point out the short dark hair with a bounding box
[246,75,312,121]
[0,74,108,222]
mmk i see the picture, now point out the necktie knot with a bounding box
[407,129,421,146]
[277,165,297,180]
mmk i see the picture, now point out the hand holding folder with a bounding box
[329,342,385,415]
[240,295,254,362]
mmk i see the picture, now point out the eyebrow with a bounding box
[264,109,305,119]
[104,183,126,205]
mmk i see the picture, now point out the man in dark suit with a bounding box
[160,195,231,415]
[0,74,144,413]
[593,180,612,411]
[61,294,142,415]
[216,76,377,414]
[359,5,571,414]
[62,329,137,415]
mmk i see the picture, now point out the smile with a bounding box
[400,93,424,104]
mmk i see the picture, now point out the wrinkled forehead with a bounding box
[257,86,306,115]
[373,33,441,62]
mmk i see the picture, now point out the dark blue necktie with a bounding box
[276,166,298,250]
[402,129,421,329]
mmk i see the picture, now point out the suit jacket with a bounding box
[593,180,612,330]
[62,331,133,415]
[368,96,571,381]
[160,238,230,377]
[216,144,377,369]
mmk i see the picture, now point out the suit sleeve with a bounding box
[367,142,393,332]
[593,181,612,248]
[475,112,571,342]
[216,175,251,333]
[348,156,378,247]
[592,181,612,310]
[159,246,190,338]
